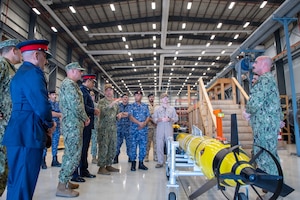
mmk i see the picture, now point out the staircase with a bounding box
[188,77,253,152]
[211,100,253,148]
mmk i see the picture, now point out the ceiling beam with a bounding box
[64,16,261,32]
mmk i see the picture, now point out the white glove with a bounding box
[242,110,251,121]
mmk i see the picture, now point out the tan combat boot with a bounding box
[97,167,111,175]
[68,181,79,189]
[106,165,120,172]
[56,182,79,198]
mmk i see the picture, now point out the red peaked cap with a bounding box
[82,74,96,80]
[17,40,49,53]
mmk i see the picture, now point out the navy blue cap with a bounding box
[17,39,52,59]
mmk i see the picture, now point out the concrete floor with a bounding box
[1,144,300,200]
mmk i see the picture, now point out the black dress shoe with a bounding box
[71,176,86,182]
[81,172,96,178]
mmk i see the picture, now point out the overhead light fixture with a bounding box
[171,68,174,71]
[243,22,250,28]
[118,25,123,31]
[51,26,58,32]
[228,2,235,9]
[153,51,157,55]
[153,43,157,48]
[203,72,206,75]
[206,42,211,47]
[260,1,267,9]
[125,44,129,49]
[228,42,232,46]
[110,4,116,11]
[210,35,215,40]
[152,2,156,10]
[132,63,135,67]
[202,51,205,55]
[152,23,156,29]
[217,22,222,29]
[128,52,132,56]
[154,73,157,76]
[192,68,195,71]
[153,35,156,40]
[154,68,157,71]
[172,63,175,66]
[170,72,173,75]
[134,68,137,72]
[189,73,192,76]
[198,57,202,60]
[83,26,88,32]
[154,63,157,66]
[216,56,220,60]
[32,8,41,15]
[69,6,76,13]
[207,67,211,70]
[234,34,239,39]
[195,62,198,66]
[174,57,177,60]
[187,2,192,10]
[154,57,157,60]
[179,35,183,40]
[177,43,181,47]
[182,23,186,29]
[175,51,179,55]
[221,50,226,54]
[122,37,126,42]
[185,79,187,82]
[211,62,215,65]
[130,57,133,61]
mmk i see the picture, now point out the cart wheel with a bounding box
[166,166,170,180]
[238,192,248,200]
[168,192,176,200]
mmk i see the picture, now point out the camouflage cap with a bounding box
[65,62,86,72]
[104,84,113,90]
[0,39,19,49]
[160,93,168,99]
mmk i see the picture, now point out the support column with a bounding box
[28,11,37,39]
[48,33,57,91]
[274,29,287,95]
[274,17,300,156]
[66,45,72,63]
[50,33,57,59]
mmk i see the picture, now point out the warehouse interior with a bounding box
[1,0,300,199]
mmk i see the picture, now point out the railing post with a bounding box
[231,79,237,104]
[221,83,225,100]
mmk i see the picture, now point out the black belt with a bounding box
[12,103,33,111]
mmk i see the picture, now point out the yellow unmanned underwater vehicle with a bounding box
[166,114,294,200]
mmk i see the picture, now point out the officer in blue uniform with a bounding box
[128,90,150,171]
[41,90,62,169]
[114,93,131,164]
[72,74,99,182]
[2,40,56,199]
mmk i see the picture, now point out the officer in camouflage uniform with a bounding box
[145,93,157,162]
[129,90,150,171]
[56,62,90,198]
[41,90,62,169]
[244,56,283,199]
[0,39,21,196]
[97,84,121,175]
[90,91,99,164]
[114,93,131,164]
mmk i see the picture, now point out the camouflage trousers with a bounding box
[0,144,8,196]
[252,122,280,176]
[91,129,98,157]
[58,124,83,183]
[97,126,117,167]
[129,128,148,162]
[146,127,157,160]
